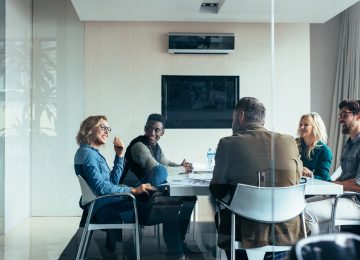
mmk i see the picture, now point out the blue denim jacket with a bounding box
[340,133,360,184]
[74,143,132,211]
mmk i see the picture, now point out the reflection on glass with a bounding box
[33,40,57,136]
[0,0,5,235]
[3,39,31,137]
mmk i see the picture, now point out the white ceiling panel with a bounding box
[70,0,360,23]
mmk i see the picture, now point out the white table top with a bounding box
[303,177,343,195]
[166,174,343,196]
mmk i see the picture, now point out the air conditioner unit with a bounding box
[168,32,235,54]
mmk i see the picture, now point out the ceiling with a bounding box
[70,0,360,23]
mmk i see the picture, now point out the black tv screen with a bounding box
[162,75,239,128]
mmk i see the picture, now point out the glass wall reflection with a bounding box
[31,0,84,216]
[0,0,4,236]
[32,39,57,137]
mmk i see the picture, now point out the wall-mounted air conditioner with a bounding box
[168,32,235,54]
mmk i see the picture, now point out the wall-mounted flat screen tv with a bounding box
[162,75,239,128]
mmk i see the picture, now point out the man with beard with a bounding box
[305,99,360,234]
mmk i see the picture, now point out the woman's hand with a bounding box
[131,183,156,195]
[302,167,313,178]
[181,159,193,173]
[113,137,125,157]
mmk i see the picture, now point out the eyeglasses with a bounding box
[99,124,112,133]
[145,125,163,134]
[338,111,354,118]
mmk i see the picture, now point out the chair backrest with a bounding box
[77,175,97,206]
[229,183,306,223]
[295,233,360,260]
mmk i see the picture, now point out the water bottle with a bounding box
[207,148,215,170]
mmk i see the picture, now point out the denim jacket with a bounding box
[74,143,132,210]
[339,133,360,184]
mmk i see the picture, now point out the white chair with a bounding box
[331,191,360,233]
[329,166,360,233]
[76,175,140,260]
[218,182,307,260]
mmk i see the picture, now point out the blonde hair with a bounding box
[297,112,328,159]
[76,115,107,145]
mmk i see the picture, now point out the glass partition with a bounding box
[4,0,355,258]
[31,0,84,216]
[0,0,4,237]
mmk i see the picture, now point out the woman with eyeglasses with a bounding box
[74,115,154,251]
[296,112,332,181]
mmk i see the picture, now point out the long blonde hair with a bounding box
[297,112,328,159]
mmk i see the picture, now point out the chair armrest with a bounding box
[335,191,360,198]
[333,191,360,208]
[83,192,136,206]
[331,191,360,230]
[96,192,136,201]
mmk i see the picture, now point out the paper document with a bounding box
[188,173,212,180]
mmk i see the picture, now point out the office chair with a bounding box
[292,232,360,260]
[217,183,307,260]
[329,167,360,233]
[76,175,140,260]
[331,191,360,232]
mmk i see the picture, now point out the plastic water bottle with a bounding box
[207,148,215,170]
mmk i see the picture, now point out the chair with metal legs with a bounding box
[331,191,360,233]
[76,175,140,260]
[329,166,360,233]
[217,182,307,260]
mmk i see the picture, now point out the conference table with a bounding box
[166,172,343,197]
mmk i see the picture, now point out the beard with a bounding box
[341,125,350,134]
[341,119,354,134]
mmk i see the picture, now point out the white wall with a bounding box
[4,0,32,232]
[85,22,310,165]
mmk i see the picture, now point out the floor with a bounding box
[0,217,80,260]
[0,197,219,260]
